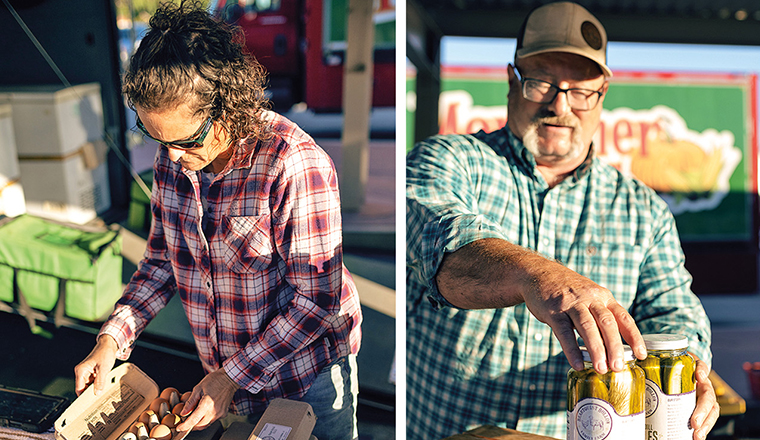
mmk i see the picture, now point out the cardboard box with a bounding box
[54,363,217,440]
[218,422,256,440]
[249,399,316,440]
[0,100,25,217]
[55,363,162,440]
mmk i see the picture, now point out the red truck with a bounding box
[215,0,395,112]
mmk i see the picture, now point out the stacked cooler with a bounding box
[1,83,110,224]
[0,99,25,217]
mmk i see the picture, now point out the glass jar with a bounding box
[638,334,696,440]
[567,345,645,440]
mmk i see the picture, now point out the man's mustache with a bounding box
[531,110,580,128]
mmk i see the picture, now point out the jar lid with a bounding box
[580,345,635,362]
[642,334,688,350]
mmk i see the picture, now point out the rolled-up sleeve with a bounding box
[407,135,509,309]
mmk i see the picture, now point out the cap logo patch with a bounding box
[581,21,602,50]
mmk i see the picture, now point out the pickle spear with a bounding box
[638,356,661,390]
[661,356,685,394]
[568,372,578,411]
[679,355,696,393]
[608,369,633,416]
[630,364,646,414]
[578,370,609,402]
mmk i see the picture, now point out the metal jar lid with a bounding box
[642,334,689,350]
[580,345,635,362]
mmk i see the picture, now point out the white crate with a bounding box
[19,153,110,225]
[0,83,104,157]
[0,101,26,217]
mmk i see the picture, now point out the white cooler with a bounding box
[0,100,25,217]
[1,83,110,224]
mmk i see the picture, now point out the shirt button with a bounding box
[529,384,537,391]
[534,333,543,341]
[427,297,440,310]
[206,281,212,288]
[542,238,550,246]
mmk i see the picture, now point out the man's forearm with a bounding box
[436,237,556,309]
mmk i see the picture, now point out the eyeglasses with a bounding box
[514,67,605,111]
[135,115,214,150]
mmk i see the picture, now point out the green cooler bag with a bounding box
[127,169,153,233]
[0,214,123,322]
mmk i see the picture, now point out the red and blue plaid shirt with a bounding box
[100,111,362,414]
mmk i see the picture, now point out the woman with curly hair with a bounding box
[74,2,362,439]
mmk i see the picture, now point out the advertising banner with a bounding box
[408,67,758,244]
[324,0,395,52]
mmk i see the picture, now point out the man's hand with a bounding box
[690,359,720,440]
[176,368,240,432]
[74,335,118,396]
[522,259,647,373]
[437,238,646,374]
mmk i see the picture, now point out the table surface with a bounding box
[442,425,560,440]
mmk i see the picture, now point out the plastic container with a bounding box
[743,362,760,400]
[567,345,645,440]
[638,334,696,440]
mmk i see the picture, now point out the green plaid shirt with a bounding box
[406,126,712,440]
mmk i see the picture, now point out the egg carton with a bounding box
[54,363,192,440]
[219,399,316,440]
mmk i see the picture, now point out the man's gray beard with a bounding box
[522,118,585,163]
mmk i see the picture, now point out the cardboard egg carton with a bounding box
[220,399,316,440]
[54,363,193,440]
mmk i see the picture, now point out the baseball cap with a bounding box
[515,1,613,77]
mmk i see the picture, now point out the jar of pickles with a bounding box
[638,334,696,440]
[567,346,645,440]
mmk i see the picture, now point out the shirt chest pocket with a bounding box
[222,215,274,273]
[566,241,645,307]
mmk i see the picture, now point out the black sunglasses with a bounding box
[135,116,214,150]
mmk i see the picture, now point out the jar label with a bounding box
[644,378,696,440]
[567,397,644,440]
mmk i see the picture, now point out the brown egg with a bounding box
[172,402,185,416]
[160,387,180,407]
[150,424,173,440]
[130,422,149,440]
[161,413,181,429]
[119,432,138,440]
[149,397,170,418]
[138,410,160,429]
[180,391,191,402]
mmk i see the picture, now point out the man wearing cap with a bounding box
[406,2,718,439]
